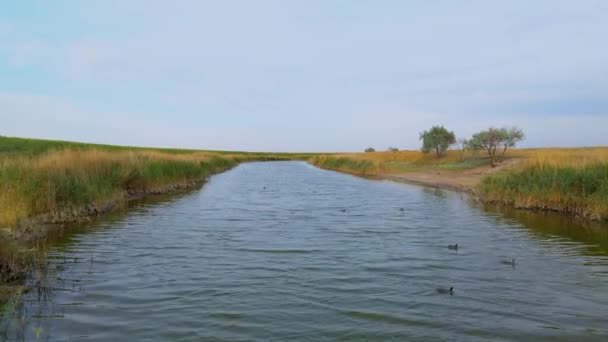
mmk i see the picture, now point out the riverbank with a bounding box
[310,148,608,222]
[5,160,607,340]
[0,136,313,307]
[309,151,519,190]
[379,157,525,193]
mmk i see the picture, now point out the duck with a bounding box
[436,287,453,295]
[448,244,458,250]
[501,258,516,267]
[399,208,405,212]
[340,209,347,213]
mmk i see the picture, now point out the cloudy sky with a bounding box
[1,1,607,151]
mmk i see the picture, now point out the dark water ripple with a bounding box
[2,161,608,341]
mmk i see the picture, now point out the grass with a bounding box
[481,148,608,221]
[0,135,316,158]
[0,136,312,228]
[310,149,489,175]
[310,147,608,221]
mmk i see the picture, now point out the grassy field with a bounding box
[310,147,608,221]
[0,136,313,228]
[310,149,490,175]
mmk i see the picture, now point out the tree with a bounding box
[501,127,525,157]
[387,146,399,152]
[364,147,375,153]
[419,125,456,158]
[469,127,524,167]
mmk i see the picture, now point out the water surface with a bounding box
[3,161,608,341]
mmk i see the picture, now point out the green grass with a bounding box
[0,136,317,159]
[309,156,379,175]
[481,163,608,221]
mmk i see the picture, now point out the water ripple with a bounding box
[4,161,608,341]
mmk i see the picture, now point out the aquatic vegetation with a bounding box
[0,136,312,227]
[481,161,608,221]
[0,149,232,226]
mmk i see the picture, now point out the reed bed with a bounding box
[481,148,608,221]
[0,136,315,227]
[0,149,243,226]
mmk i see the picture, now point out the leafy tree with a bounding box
[469,127,524,167]
[501,127,525,157]
[364,147,375,153]
[387,146,399,152]
[419,125,456,158]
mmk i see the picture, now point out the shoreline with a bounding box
[373,173,479,194]
[0,163,238,307]
[311,160,511,195]
[310,160,607,222]
[6,164,238,241]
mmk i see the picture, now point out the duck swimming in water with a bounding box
[448,244,458,250]
[501,258,516,267]
[436,287,453,295]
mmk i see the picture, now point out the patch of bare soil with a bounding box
[377,158,522,193]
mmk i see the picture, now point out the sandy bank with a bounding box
[376,161,518,193]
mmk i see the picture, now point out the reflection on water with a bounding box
[485,205,608,257]
[2,161,608,341]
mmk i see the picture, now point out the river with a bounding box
[2,161,608,341]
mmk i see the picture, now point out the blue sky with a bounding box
[1,1,607,151]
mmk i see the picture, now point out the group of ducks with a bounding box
[337,207,517,297]
[438,244,516,296]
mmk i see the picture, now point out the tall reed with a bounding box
[481,153,608,221]
[0,149,242,226]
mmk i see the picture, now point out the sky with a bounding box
[1,1,607,152]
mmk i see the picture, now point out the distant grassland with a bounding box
[310,149,488,175]
[0,136,313,227]
[311,147,608,221]
[0,136,315,158]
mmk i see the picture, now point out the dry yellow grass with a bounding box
[513,147,608,167]
[316,147,608,174]
[311,149,490,175]
[0,149,284,227]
